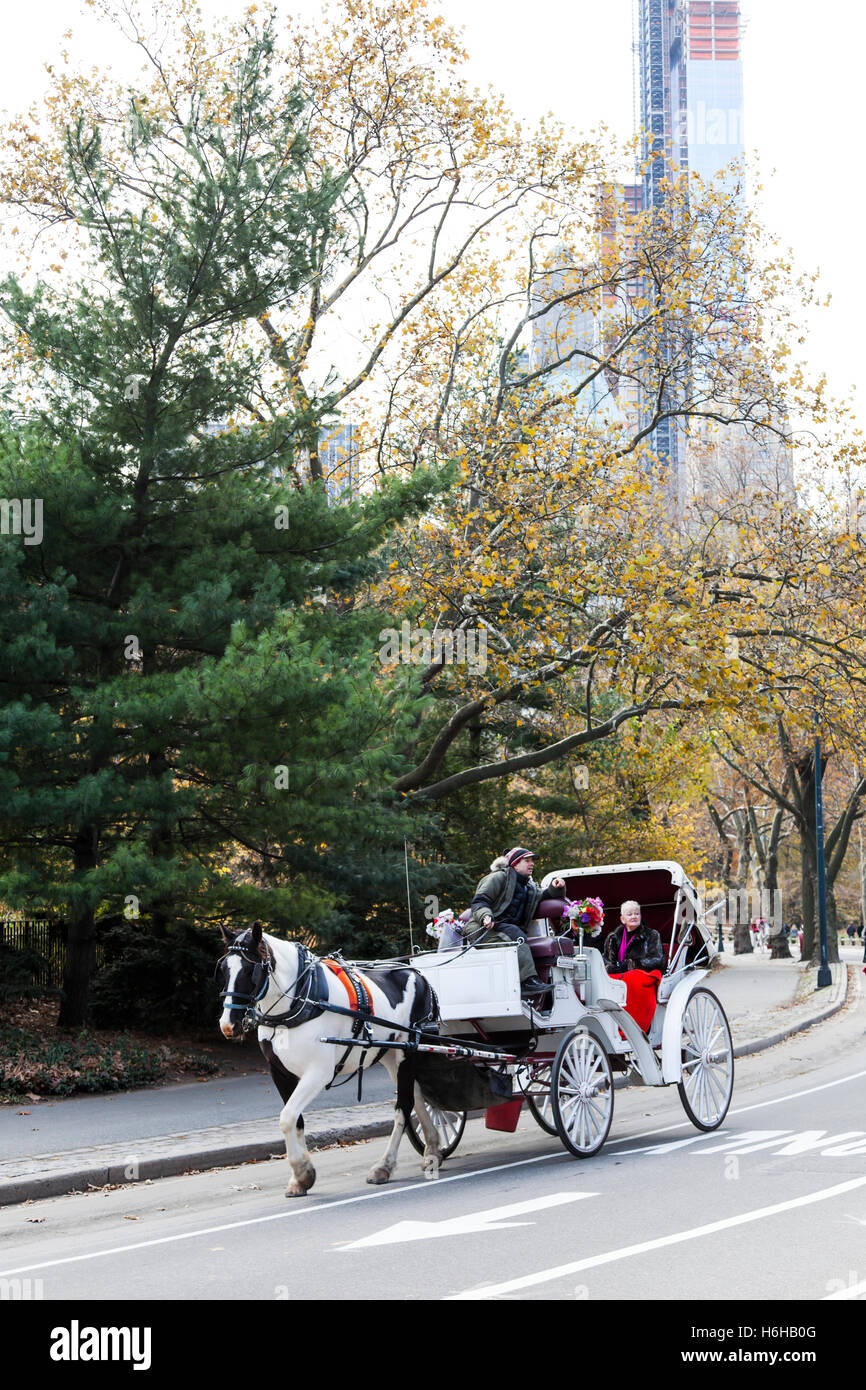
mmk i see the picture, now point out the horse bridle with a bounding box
[215,943,273,1014]
[216,939,322,1030]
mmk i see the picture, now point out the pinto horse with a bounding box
[216,923,444,1197]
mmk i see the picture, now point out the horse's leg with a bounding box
[366,1053,443,1184]
[275,1058,332,1198]
[410,1082,444,1180]
[365,1052,407,1185]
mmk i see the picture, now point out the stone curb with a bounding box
[0,963,854,1207]
[0,1106,396,1207]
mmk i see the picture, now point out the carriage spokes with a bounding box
[550,1028,615,1158]
[677,987,734,1131]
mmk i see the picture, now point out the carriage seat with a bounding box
[455,898,566,941]
[528,935,574,976]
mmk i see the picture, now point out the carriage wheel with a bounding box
[677,987,734,1132]
[406,1101,466,1158]
[516,1060,557,1136]
[551,1028,614,1158]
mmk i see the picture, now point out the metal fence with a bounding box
[0,919,107,989]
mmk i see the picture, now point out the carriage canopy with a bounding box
[539,860,715,971]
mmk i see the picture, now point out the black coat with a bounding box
[603,922,666,975]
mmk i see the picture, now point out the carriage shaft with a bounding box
[317,1035,519,1063]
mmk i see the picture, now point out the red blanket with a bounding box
[608,969,662,1034]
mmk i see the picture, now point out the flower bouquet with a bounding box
[426,909,464,949]
[565,896,604,938]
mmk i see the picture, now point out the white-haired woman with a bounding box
[602,900,665,1034]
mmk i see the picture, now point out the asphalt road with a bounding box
[1,969,863,1309]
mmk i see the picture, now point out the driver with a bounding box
[468,847,565,998]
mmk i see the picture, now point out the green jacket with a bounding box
[469,859,564,935]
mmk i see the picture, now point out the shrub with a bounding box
[0,942,49,1003]
[0,1022,218,1098]
[88,921,221,1033]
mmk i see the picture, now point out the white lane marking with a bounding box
[448,1174,866,1300]
[825,1277,866,1301]
[608,1067,866,1151]
[0,1150,573,1278]
[340,1192,595,1249]
[622,1129,866,1159]
[4,1066,866,1279]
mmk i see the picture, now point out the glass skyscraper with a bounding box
[638,0,744,199]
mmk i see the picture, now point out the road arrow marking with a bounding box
[340,1192,596,1249]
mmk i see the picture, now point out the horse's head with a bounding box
[216,921,271,1038]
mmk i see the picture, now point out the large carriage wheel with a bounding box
[551,1028,614,1158]
[406,1100,466,1158]
[677,987,734,1132]
[516,1060,557,1136]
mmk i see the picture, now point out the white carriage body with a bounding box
[413,859,719,1087]
[407,859,733,1157]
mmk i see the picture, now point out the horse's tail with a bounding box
[396,1052,417,1127]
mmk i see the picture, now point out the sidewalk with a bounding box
[0,951,855,1206]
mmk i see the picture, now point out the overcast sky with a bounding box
[1,1,861,425]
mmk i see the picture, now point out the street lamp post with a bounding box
[814,731,832,989]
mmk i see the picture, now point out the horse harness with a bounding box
[218,940,393,1099]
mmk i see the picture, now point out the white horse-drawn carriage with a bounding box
[406,860,734,1159]
[217,860,733,1195]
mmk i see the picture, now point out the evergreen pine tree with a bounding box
[0,21,441,1025]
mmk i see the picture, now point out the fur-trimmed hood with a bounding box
[489,856,510,872]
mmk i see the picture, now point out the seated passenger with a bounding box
[469,847,565,999]
[603,899,665,1033]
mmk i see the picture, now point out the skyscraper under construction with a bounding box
[638,1,793,506]
[530,1,793,511]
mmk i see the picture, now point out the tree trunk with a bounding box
[801,850,816,961]
[822,887,840,965]
[147,749,172,940]
[58,826,99,1028]
[732,920,753,954]
[766,809,791,959]
[732,810,753,953]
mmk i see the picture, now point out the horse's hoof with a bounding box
[422,1155,441,1180]
[366,1167,391,1185]
[285,1166,315,1198]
